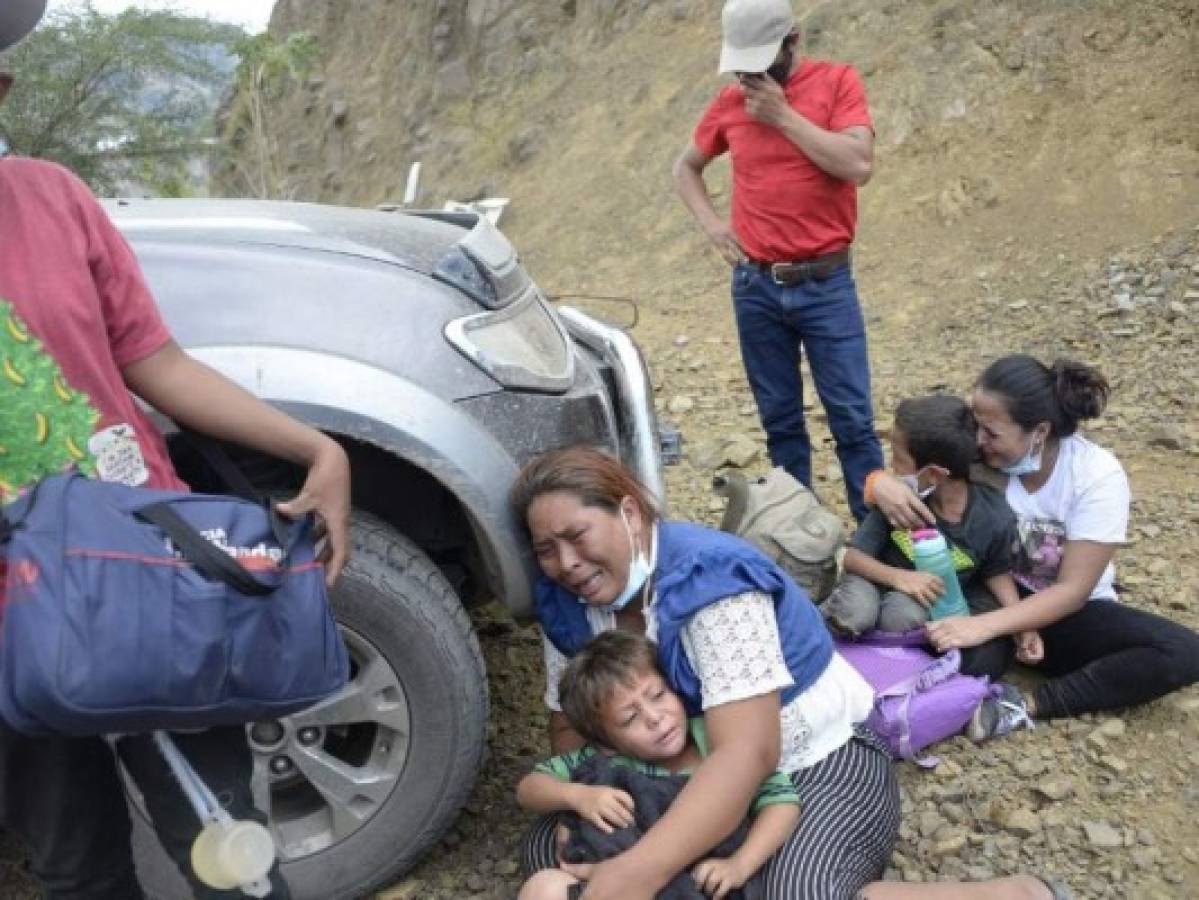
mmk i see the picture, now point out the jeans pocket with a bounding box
[802,269,867,336]
[731,262,757,296]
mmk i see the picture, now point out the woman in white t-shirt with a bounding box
[874,354,1199,740]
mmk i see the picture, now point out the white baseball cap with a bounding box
[718,0,795,74]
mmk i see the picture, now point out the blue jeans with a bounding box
[731,261,883,521]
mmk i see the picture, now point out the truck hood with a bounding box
[102,198,471,275]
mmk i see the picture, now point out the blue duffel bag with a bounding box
[0,471,349,736]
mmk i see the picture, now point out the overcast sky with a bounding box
[48,0,275,33]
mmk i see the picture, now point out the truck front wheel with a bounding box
[133,511,489,899]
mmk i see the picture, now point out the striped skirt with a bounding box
[520,728,900,899]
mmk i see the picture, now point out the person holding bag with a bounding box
[0,2,350,896]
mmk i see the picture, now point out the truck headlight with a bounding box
[445,291,574,392]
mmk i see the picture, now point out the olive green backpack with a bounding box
[713,467,845,602]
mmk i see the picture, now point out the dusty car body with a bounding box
[104,198,666,899]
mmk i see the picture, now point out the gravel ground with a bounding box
[2,232,1196,899]
[380,227,1199,900]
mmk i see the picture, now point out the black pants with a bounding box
[957,588,1199,715]
[1032,599,1199,718]
[958,584,1017,680]
[0,724,290,900]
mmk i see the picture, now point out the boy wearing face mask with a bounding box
[821,396,1042,669]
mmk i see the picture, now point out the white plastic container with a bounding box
[190,819,276,891]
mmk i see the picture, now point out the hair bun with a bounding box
[1051,358,1109,423]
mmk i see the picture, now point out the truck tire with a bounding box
[132,511,489,899]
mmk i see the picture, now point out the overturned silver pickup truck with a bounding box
[105,198,668,899]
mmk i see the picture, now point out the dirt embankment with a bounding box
[224,0,1198,293]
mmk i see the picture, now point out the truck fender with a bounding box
[184,345,538,618]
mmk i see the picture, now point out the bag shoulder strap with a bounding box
[137,502,275,597]
[875,649,963,700]
[876,649,967,766]
[0,474,61,543]
[713,470,749,535]
[179,429,260,502]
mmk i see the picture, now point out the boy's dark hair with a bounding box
[893,395,978,478]
[558,631,662,746]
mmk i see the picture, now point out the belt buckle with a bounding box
[770,261,810,286]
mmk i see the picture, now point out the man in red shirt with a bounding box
[674,0,883,522]
[0,3,350,896]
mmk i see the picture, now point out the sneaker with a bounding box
[967,683,1034,742]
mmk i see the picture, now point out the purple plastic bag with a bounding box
[835,630,992,765]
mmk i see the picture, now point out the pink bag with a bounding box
[836,630,994,765]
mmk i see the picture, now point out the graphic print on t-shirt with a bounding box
[0,298,101,499]
[889,529,975,574]
[1012,517,1066,593]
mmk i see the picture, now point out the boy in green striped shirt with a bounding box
[517,631,799,900]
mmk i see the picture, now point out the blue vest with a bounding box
[536,521,833,716]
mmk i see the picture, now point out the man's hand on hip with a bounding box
[742,77,795,129]
[704,220,745,267]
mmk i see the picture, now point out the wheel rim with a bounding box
[245,626,411,861]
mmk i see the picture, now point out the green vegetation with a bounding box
[219,31,319,199]
[0,3,242,195]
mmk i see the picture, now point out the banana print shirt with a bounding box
[0,157,184,499]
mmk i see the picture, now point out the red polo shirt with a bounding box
[693,59,872,262]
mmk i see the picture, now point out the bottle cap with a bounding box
[218,821,275,884]
[911,528,939,541]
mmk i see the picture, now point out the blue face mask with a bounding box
[1001,433,1045,477]
[604,509,652,612]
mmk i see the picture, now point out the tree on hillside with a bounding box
[0,3,242,195]
[218,31,319,199]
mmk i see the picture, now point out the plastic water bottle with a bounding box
[911,528,970,620]
[190,819,276,893]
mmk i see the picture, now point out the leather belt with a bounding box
[749,249,851,286]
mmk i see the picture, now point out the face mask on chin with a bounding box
[1001,432,1045,477]
[579,506,652,611]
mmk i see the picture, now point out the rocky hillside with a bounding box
[219,0,1197,308]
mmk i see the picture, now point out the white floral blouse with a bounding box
[541,587,873,774]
